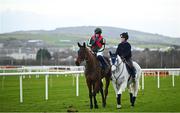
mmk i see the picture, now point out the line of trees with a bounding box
[132,48,180,68]
[0,48,180,68]
[36,48,51,65]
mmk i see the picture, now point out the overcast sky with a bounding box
[0,0,180,37]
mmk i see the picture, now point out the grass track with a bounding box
[0,75,180,112]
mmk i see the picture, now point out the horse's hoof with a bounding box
[90,105,93,109]
[94,105,98,109]
[117,104,121,109]
[102,103,106,108]
[131,104,135,108]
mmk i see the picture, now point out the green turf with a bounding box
[0,75,180,112]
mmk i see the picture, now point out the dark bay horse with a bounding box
[75,42,111,109]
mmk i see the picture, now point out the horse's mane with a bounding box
[117,55,122,63]
[85,47,97,63]
[84,47,100,71]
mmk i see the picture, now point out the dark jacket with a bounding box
[115,41,132,60]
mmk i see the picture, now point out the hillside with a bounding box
[0,26,180,48]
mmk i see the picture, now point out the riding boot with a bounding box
[97,55,107,69]
[126,59,136,82]
[131,66,136,79]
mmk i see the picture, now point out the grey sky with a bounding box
[0,0,180,37]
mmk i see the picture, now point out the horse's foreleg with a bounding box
[112,80,122,108]
[112,81,118,94]
[117,94,122,109]
[86,80,93,109]
[116,82,127,109]
[93,82,99,109]
[104,76,110,102]
[93,93,98,109]
[89,92,93,109]
[99,81,106,107]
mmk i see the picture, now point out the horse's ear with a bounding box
[109,51,112,56]
[83,42,86,47]
[77,42,81,47]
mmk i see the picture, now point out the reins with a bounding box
[112,59,124,89]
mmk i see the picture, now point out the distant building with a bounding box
[28,40,43,43]
[0,43,4,48]
[6,53,36,60]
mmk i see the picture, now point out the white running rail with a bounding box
[0,67,180,103]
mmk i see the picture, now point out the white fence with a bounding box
[141,68,180,90]
[0,66,84,103]
[0,66,180,103]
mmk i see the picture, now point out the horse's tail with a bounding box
[132,61,142,97]
[133,61,142,79]
[103,56,112,77]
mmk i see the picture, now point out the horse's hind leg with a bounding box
[128,85,134,106]
[129,81,139,107]
[129,92,133,106]
[104,75,111,103]
[99,80,106,107]
[132,80,139,106]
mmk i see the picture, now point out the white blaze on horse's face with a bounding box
[110,54,123,72]
[111,65,116,72]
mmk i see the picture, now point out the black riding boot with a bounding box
[126,59,136,80]
[97,55,107,69]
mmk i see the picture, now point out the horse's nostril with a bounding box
[75,61,80,66]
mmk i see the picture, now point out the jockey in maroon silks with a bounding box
[87,28,108,69]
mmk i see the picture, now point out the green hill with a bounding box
[0,26,180,48]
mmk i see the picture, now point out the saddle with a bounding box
[90,50,110,71]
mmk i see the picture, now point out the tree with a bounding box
[36,48,51,65]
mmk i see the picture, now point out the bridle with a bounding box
[111,56,124,89]
[77,48,89,63]
[112,60,123,71]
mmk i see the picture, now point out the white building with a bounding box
[6,53,36,60]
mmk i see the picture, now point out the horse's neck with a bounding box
[113,57,127,76]
[85,49,98,69]
[117,56,123,68]
[116,60,124,70]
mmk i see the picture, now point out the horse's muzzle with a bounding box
[75,60,80,66]
[111,65,116,71]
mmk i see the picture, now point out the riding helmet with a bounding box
[120,32,129,40]
[94,28,102,34]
